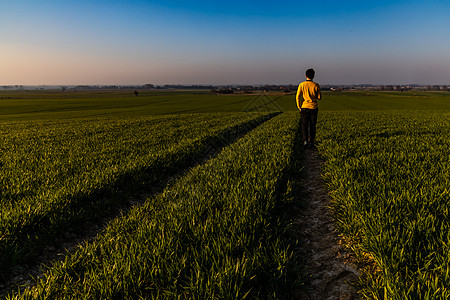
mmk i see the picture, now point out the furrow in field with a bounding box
[293,147,359,300]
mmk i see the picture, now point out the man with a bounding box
[296,68,322,149]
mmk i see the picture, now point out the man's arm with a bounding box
[316,84,322,100]
[296,84,303,110]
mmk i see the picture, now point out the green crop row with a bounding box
[318,111,450,299]
[9,112,302,299]
[0,91,286,121]
[2,90,450,122]
[0,112,272,282]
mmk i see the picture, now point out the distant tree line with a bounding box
[2,84,449,92]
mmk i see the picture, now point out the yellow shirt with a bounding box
[296,80,322,109]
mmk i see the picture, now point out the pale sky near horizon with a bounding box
[2,0,450,85]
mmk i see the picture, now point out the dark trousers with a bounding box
[301,108,318,143]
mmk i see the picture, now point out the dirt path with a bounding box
[294,147,360,300]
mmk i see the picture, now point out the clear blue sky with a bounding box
[2,0,450,85]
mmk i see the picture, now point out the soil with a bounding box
[293,147,360,300]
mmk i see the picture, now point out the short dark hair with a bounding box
[305,68,315,80]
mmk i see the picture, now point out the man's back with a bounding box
[296,80,321,110]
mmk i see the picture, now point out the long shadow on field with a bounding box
[0,112,281,295]
[242,114,306,298]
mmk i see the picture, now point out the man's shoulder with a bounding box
[299,80,311,86]
[300,80,320,86]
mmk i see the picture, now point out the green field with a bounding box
[1,90,450,121]
[319,111,450,298]
[1,90,449,298]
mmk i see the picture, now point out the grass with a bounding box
[1,89,450,298]
[318,91,450,111]
[9,112,302,299]
[0,90,285,121]
[0,112,272,283]
[2,89,450,121]
[317,111,450,299]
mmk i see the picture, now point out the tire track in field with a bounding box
[0,113,280,297]
[293,147,360,300]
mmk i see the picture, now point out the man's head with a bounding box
[305,68,315,80]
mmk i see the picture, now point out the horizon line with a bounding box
[2,83,449,88]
